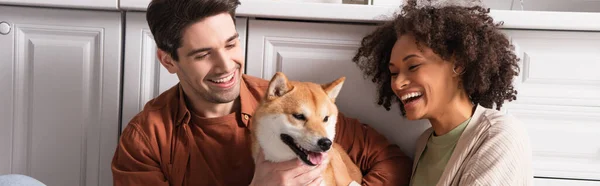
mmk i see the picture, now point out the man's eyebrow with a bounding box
[226,33,239,43]
[186,33,240,57]
[186,47,211,57]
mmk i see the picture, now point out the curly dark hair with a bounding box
[352,1,519,116]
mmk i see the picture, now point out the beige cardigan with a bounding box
[411,105,534,186]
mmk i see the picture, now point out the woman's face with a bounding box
[388,34,461,120]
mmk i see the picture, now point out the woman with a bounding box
[352,0,533,185]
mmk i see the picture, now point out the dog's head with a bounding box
[253,72,345,166]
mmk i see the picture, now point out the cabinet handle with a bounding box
[0,22,11,35]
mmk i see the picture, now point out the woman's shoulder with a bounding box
[476,106,521,130]
[459,106,534,185]
[473,105,530,146]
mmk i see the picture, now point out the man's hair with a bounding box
[352,0,519,116]
[146,0,241,61]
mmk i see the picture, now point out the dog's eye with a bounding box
[292,114,306,121]
[323,116,329,122]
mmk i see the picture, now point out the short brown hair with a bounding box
[352,1,520,116]
[146,0,241,61]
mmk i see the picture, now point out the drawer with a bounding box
[505,104,600,180]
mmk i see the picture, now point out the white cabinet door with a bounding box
[0,5,121,186]
[0,0,117,10]
[503,29,600,180]
[246,19,430,158]
[121,12,248,130]
[120,0,150,10]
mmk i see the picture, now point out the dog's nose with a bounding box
[317,138,332,151]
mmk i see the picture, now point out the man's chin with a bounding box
[205,92,239,104]
[193,75,240,104]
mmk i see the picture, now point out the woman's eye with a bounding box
[408,64,421,71]
[390,71,399,77]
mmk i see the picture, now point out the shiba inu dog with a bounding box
[251,72,362,186]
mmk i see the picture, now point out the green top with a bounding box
[410,117,472,186]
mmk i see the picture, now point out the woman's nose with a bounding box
[393,75,410,90]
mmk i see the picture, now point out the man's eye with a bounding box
[226,42,236,49]
[195,53,209,60]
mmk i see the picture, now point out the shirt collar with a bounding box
[239,75,259,127]
[174,75,259,127]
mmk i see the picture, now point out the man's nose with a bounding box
[213,50,235,71]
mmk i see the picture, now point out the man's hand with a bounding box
[250,150,329,186]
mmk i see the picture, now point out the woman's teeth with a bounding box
[210,73,234,83]
[401,92,423,102]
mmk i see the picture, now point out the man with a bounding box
[111,0,413,185]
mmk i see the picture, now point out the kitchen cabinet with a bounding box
[502,29,600,180]
[0,5,121,186]
[121,12,248,130]
[0,0,118,10]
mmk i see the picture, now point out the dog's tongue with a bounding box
[308,152,325,165]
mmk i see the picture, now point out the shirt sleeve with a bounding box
[334,113,413,186]
[459,122,533,186]
[111,123,169,186]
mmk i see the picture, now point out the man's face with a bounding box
[160,13,244,104]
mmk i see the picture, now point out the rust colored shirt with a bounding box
[111,75,412,186]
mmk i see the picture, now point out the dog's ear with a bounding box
[267,72,292,99]
[322,76,345,101]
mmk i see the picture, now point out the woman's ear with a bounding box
[452,65,465,77]
[450,55,465,77]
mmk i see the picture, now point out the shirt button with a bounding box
[243,114,249,120]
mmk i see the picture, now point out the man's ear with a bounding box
[267,72,292,99]
[157,49,179,74]
[322,76,345,101]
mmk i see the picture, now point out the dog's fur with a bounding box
[251,72,362,186]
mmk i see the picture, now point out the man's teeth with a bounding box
[210,73,234,83]
[401,92,423,102]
